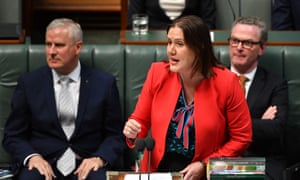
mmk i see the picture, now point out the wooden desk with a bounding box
[120,30,168,45]
[106,171,183,180]
[267,31,300,46]
[0,30,26,44]
[119,30,233,45]
[120,30,300,46]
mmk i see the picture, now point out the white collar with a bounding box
[52,61,81,83]
[230,66,257,82]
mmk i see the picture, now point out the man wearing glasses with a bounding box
[228,16,288,180]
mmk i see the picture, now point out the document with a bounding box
[124,172,172,180]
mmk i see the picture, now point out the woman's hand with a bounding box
[180,161,206,180]
[123,119,141,139]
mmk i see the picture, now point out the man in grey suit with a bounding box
[228,16,288,180]
[2,18,125,180]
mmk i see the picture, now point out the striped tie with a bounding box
[58,76,75,139]
[56,76,76,176]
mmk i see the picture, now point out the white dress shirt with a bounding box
[159,0,185,20]
[53,62,81,117]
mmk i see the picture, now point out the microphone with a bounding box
[145,137,155,151]
[135,138,145,180]
[145,137,155,180]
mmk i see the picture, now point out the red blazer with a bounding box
[128,62,252,172]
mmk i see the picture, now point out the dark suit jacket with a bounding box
[2,64,125,172]
[127,0,216,30]
[245,66,288,180]
[272,0,300,30]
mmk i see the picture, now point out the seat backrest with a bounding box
[124,45,167,118]
[93,45,125,116]
[259,46,284,77]
[282,46,300,163]
[0,45,27,165]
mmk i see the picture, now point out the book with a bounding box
[207,157,265,180]
[0,169,13,179]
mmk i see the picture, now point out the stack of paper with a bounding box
[124,173,173,180]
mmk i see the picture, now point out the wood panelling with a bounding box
[23,0,122,42]
[32,0,121,12]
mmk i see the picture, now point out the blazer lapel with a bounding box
[43,67,64,129]
[247,67,266,109]
[75,65,91,130]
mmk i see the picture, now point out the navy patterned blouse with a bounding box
[166,89,195,159]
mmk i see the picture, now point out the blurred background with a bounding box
[0,0,273,44]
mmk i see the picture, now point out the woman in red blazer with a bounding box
[123,15,252,180]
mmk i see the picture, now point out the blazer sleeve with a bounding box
[251,79,288,141]
[203,73,252,161]
[198,0,216,29]
[272,0,294,30]
[2,75,39,164]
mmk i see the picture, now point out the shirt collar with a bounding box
[230,66,257,82]
[52,61,81,83]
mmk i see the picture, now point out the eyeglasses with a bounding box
[228,38,261,49]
